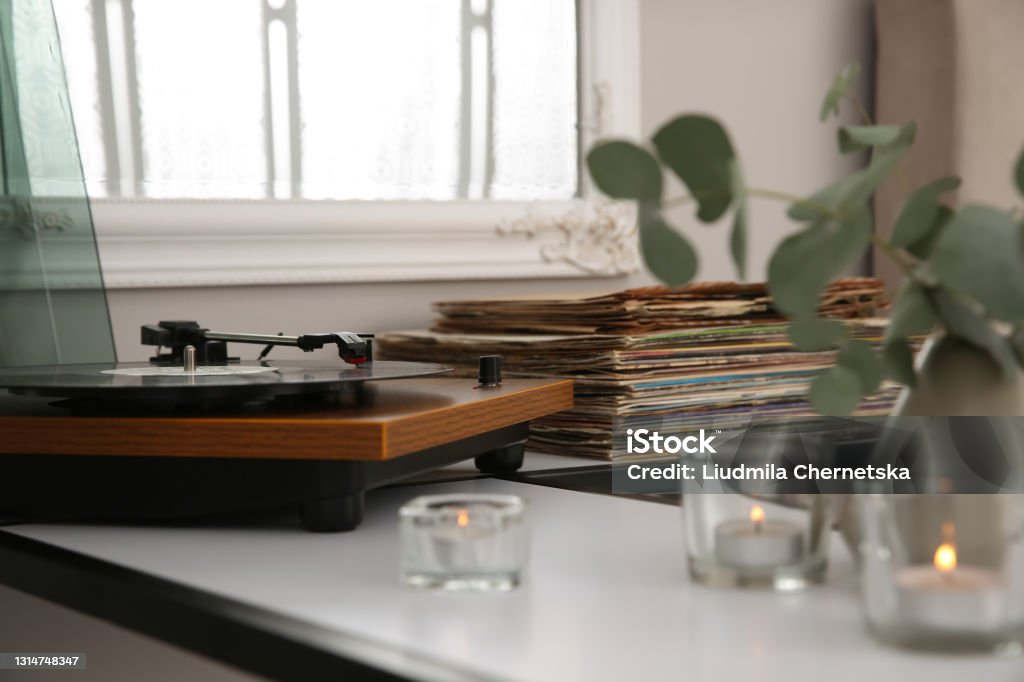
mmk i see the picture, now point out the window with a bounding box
[52,0,641,286]
[56,0,579,201]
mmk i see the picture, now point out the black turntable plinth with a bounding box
[0,366,574,531]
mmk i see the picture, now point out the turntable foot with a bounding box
[474,442,526,474]
[300,492,365,532]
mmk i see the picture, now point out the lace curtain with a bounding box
[52,0,578,201]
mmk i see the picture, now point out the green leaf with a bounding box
[905,205,954,260]
[930,205,1024,320]
[838,125,910,153]
[836,338,883,394]
[933,291,1018,379]
[652,115,736,223]
[891,176,961,248]
[586,140,662,202]
[768,204,873,317]
[842,124,916,205]
[809,366,863,416]
[883,338,917,387]
[1015,145,1024,198]
[729,161,747,279]
[787,317,847,351]
[637,207,697,287]
[819,62,861,122]
[885,280,939,341]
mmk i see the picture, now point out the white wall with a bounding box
[106,277,649,362]
[104,0,876,362]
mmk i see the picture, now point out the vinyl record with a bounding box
[0,360,451,404]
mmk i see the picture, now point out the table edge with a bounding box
[0,530,499,682]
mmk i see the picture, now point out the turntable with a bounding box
[0,321,573,531]
[0,31,572,533]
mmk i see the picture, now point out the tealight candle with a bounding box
[858,496,1024,652]
[895,541,1004,631]
[714,504,804,567]
[399,493,527,591]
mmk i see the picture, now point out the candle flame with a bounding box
[456,509,470,528]
[934,542,957,573]
[749,505,765,525]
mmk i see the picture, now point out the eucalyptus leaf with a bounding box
[729,160,747,278]
[768,204,873,317]
[905,205,954,260]
[934,291,1018,379]
[787,317,847,351]
[891,176,961,248]
[819,62,861,122]
[638,207,698,287]
[652,115,736,223]
[836,338,883,394]
[838,125,909,153]
[885,280,938,341]
[842,124,916,206]
[930,205,1024,320]
[809,366,863,416]
[586,140,662,202]
[882,338,917,387]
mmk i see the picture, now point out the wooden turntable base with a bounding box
[0,377,573,461]
[0,377,573,531]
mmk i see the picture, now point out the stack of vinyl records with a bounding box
[377,278,899,460]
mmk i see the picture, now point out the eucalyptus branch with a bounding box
[746,188,831,212]
[664,187,838,219]
[666,185,916,280]
[661,195,697,208]
[749,191,918,280]
[846,92,873,128]
[585,62,1024,414]
[844,92,911,195]
[871,234,915,278]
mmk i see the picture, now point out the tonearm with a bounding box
[141,321,372,366]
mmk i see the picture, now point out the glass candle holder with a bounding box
[858,494,1024,653]
[399,493,527,591]
[683,492,832,590]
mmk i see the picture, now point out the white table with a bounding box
[3,478,1021,681]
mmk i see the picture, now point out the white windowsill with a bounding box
[90,198,626,288]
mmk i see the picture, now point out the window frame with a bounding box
[89,0,642,289]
